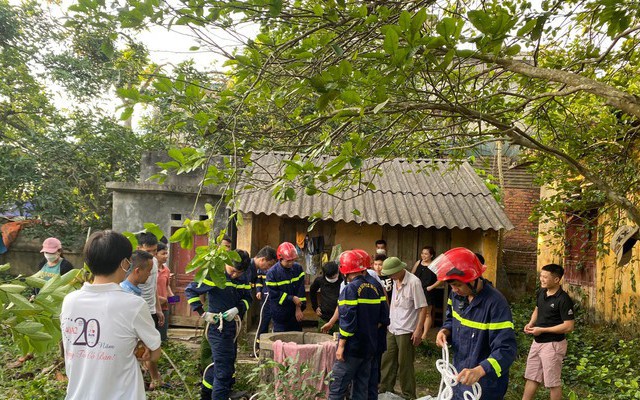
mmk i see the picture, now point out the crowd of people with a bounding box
[41,230,575,400]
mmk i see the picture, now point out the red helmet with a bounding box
[277,242,298,261]
[339,250,366,275]
[432,247,486,283]
[352,249,372,269]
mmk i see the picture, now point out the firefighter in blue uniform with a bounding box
[434,247,517,400]
[266,242,306,332]
[328,250,390,400]
[185,249,252,400]
[250,246,277,352]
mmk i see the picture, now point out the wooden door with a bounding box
[169,233,209,327]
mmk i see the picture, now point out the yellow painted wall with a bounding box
[450,228,498,284]
[237,213,281,254]
[537,187,640,330]
[334,222,383,253]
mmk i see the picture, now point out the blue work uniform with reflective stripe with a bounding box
[185,274,252,317]
[253,258,268,297]
[337,274,390,357]
[266,261,306,331]
[329,274,389,400]
[185,273,252,400]
[442,279,516,400]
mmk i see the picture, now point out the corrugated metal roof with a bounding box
[236,152,514,231]
[474,156,538,189]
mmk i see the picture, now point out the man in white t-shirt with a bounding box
[61,230,161,400]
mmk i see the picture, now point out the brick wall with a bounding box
[501,187,540,296]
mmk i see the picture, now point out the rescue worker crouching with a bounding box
[185,250,252,400]
[434,247,517,400]
[266,242,307,332]
[328,251,390,400]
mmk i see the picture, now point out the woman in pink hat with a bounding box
[8,237,75,368]
[35,237,75,282]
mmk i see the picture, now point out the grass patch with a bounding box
[2,296,639,399]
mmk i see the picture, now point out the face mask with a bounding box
[326,276,339,283]
[44,253,59,262]
[376,249,386,255]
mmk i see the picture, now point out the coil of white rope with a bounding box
[432,345,482,400]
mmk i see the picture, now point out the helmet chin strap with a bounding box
[467,278,481,296]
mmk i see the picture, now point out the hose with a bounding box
[252,292,269,360]
[161,348,193,398]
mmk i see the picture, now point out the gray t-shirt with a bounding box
[138,258,158,314]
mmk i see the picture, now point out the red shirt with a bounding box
[156,264,171,311]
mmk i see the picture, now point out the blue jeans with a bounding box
[328,355,372,400]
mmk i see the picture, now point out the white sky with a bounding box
[8,0,258,123]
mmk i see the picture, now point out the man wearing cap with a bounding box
[379,256,428,399]
[266,242,307,332]
[328,251,389,400]
[434,247,517,400]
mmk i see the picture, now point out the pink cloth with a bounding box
[272,339,337,399]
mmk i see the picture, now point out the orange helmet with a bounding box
[276,242,298,261]
[352,249,372,269]
[339,250,366,275]
[432,247,486,283]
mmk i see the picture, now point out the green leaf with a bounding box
[467,10,492,34]
[0,284,27,293]
[436,17,459,42]
[38,275,61,296]
[170,227,187,242]
[123,232,139,249]
[399,11,411,32]
[505,44,521,56]
[411,9,427,34]
[26,331,54,341]
[0,263,10,272]
[143,223,164,240]
[383,28,399,55]
[517,18,538,36]
[6,292,36,312]
[269,0,283,16]
[116,87,140,100]
[330,44,344,56]
[14,321,44,335]
[25,276,46,289]
[373,98,390,114]
[120,107,134,121]
[340,90,361,104]
[100,40,114,59]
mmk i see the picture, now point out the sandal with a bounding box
[149,380,172,390]
[7,353,34,369]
